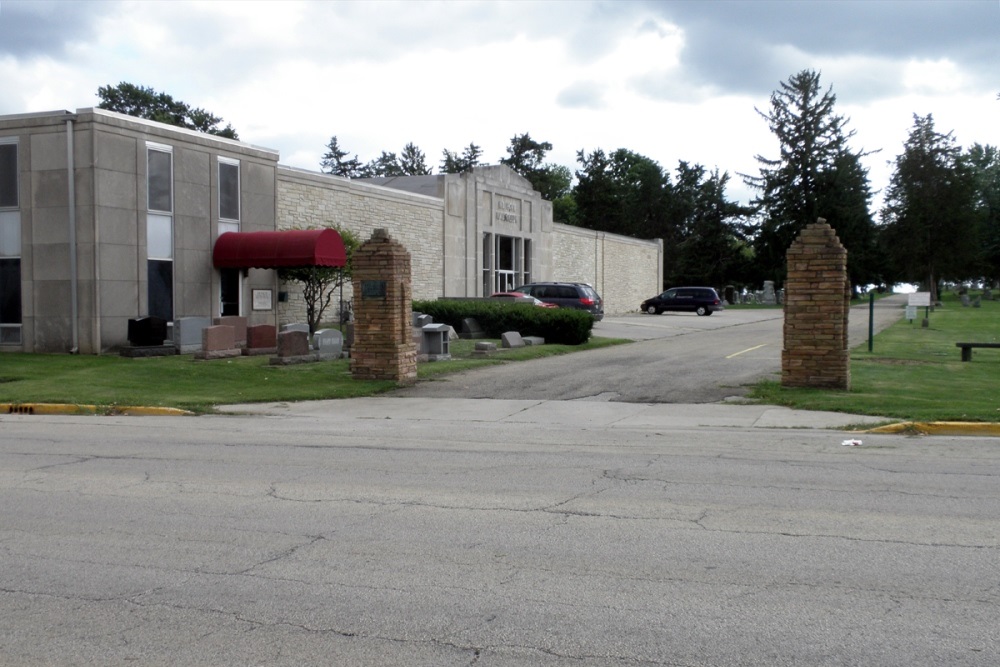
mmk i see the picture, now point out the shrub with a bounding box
[412,299,593,345]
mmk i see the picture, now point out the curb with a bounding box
[864,421,1000,437]
[2,403,193,417]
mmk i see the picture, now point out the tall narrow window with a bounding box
[218,158,241,315]
[147,144,173,321]
[218,157,240,233]
[0,139,21,344]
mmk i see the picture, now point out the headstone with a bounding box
[313,328,344,358]
[214,316,247,347]
[472,341,497,357]
[128,317,167,347]
[501,331,525,348]
[276,330,310,358]
[761,281,777,305]
[281,323,310,334]
[961,294,971,307]
[420,323,451,361]
[195,325,241,360]
[973,296,981,308]
[413,313,433,327]
[460,318,486,339]
[522,336,545,346]
[173,316,211,353]
[724,285,736,305]
[244,324,277,356]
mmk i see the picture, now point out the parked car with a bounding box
[490,292,559,308]
[513,282,604,321]
[641,287,723,316]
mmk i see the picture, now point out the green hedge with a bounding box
[412,299,594,345]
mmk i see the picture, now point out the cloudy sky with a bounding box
[1,0,997,208]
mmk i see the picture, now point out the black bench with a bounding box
[955,342,1000,362]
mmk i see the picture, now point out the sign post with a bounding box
[909,292,931,328]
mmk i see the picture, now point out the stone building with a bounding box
[1,107,662,354]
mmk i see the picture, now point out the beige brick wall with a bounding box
[552,224,663,316]
[276,167,445,326]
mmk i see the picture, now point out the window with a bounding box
[219,158,240,224]
[147,144,173,321]
[0,139,20,344]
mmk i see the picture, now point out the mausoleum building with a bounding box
[0,107,662,354]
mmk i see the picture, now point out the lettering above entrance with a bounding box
[494,195,520,226]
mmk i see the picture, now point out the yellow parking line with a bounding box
[726,344,768,359]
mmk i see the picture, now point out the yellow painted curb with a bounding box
[2,403,193,417]
[865,421,1000,437]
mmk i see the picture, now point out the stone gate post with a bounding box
[350,229,418,383]
[781,219,851,390]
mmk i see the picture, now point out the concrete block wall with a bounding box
[552,223,663,316]
[276,167,444,326]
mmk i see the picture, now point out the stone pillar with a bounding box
[350,229,418,383]
[781,219,850,390]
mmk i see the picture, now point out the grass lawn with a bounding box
[0,336,628,414]
[749,292,1000,422]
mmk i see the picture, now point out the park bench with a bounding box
[955,342,1000,362]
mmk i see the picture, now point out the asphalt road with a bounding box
[392,294,909,403]
[1,406,997,666]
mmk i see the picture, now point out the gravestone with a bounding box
[276,330,310,357]
[195,325,241,360]
[214,316,247,347]
[244,324,277,356]
[420,323,451,361]
[460,318,486,339]
[128,317,167,347]
[313,328,344,358]
[961,293,971,307]
[281,323,310,334]
[781,219,850,390]
[350,229,418,383]
[761,281,777,305]
[173,316,211,354]
[501,331,525,348]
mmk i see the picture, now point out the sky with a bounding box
[1,0,998,209]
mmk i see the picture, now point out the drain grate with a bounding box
[7,405,35,415]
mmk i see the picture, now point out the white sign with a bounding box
[252,289,273,311]
[905,305,917,321]
[908,292,931,307]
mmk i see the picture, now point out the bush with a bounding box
[413,299,593,345]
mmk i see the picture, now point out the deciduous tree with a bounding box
[97,82,238,139]
[277,227,360,334]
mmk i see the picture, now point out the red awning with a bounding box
[212,229,347,269]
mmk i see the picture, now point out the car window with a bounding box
[663,289,677,299]
[557,286,577,298]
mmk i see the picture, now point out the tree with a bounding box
[964,143,1000,287]
[744,70,877,287]
[440,143,483,173]
[320,136,364,178]
[500,133,572,201]
[362,143,433,177]
[572,148,668,239]
[666,163,751,288]
[277,227,361,334]
[880,114,979,301]
[97,82,238,139]
[399,143,432,175]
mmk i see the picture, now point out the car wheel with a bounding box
[646,305,658,315]
[696,306,708,316]
[705,310,714,316]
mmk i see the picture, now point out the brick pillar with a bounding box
[350,229,418,383]
[781,219,851,390]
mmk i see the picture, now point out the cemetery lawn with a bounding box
[749,292,1000,422]
[0,336,628,414]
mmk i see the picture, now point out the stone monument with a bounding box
[350,229,418,383]
[781,219,850,390]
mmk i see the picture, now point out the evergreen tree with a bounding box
[964,143,1000,287]
[880,114,979,301]
[744,70,876,287]
[320,136,364,178]
[440,143,483,173]
[399,143,432,175]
